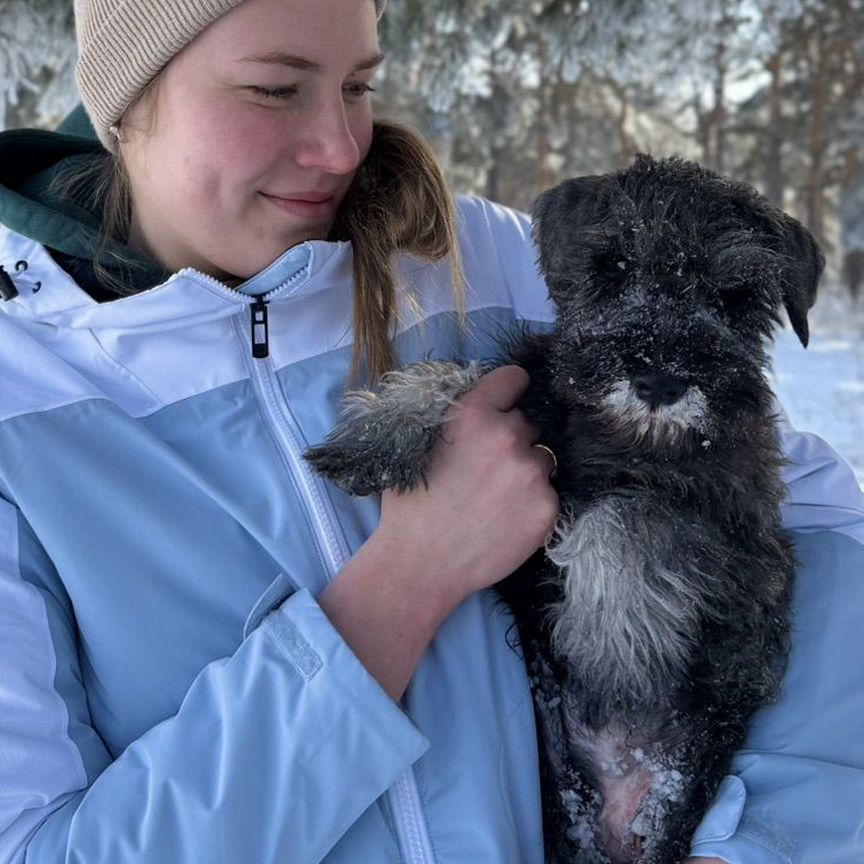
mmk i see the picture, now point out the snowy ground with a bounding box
[769,287,864,485]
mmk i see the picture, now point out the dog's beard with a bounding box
[599,380,710,447]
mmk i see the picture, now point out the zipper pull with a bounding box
[251,299,270,359]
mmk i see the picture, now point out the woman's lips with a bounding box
[259,191,336,220]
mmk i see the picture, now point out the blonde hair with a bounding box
[55,116,463,383]
[329,121,465,381]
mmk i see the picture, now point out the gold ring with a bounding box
[533,443,558,477]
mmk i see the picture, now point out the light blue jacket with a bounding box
[0,197,862,864]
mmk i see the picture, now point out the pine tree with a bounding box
[0,0,77,130]
[1,0,862,288]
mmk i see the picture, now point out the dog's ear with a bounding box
[774,211,823,348]
[728,181,824,347]
[531,175,615,305]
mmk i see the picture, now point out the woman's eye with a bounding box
[249,85,297,100]
[343,82,376,99]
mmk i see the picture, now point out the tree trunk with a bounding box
[712,46,728,174]
[696,94,712,167]
[845,250,863,302]
[609,78,638,167]
[805,29,828,247]
[535,39,562,194]
[763,51,784,208]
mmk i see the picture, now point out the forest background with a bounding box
[2,0,863,288]
[1,0,863,476]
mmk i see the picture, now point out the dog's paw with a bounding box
[304,410,439,495]
[305,361,483,496]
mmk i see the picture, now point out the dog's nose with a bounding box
[632,374,688,408]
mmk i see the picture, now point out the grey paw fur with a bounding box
[305,361,482,495]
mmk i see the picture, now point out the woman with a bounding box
[0,0,861,862]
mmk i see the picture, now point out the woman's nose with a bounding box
[294,99,363,176]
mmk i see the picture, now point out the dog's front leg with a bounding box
[305,361,483,495]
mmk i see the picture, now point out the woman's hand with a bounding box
[376,363,559,606]
[320,365,559,699]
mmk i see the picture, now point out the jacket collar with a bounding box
[0,227,354,331]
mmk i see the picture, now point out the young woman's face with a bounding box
[122,0,381,281]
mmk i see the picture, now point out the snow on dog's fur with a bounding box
[306,154,823,863]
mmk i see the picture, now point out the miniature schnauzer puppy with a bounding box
[306,154,823,863]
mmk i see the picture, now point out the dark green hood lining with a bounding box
[0,107,169,297]
[0,128,105,260]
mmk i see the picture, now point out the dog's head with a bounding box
[531,154,823,449]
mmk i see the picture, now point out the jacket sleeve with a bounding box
[689,419,864,864]
[0,496,429,864]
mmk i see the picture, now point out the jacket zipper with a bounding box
[391,771,438,864]
[237,303,350,577]
[188,267,349,575]
[250,299,269,359]
[238,299,437,864]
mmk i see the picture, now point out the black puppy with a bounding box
[306,154,822,863]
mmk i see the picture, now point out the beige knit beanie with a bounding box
[75,0,387,151]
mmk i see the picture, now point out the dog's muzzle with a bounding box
[602,379,710,445]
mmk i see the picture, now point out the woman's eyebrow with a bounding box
[237,52,385,73]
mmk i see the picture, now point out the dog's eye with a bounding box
[716,274,756,300]
[655,272,681,292]
[710,277,763,321]
[592,251,629,287]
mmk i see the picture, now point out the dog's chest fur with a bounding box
[546,495,711,717]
